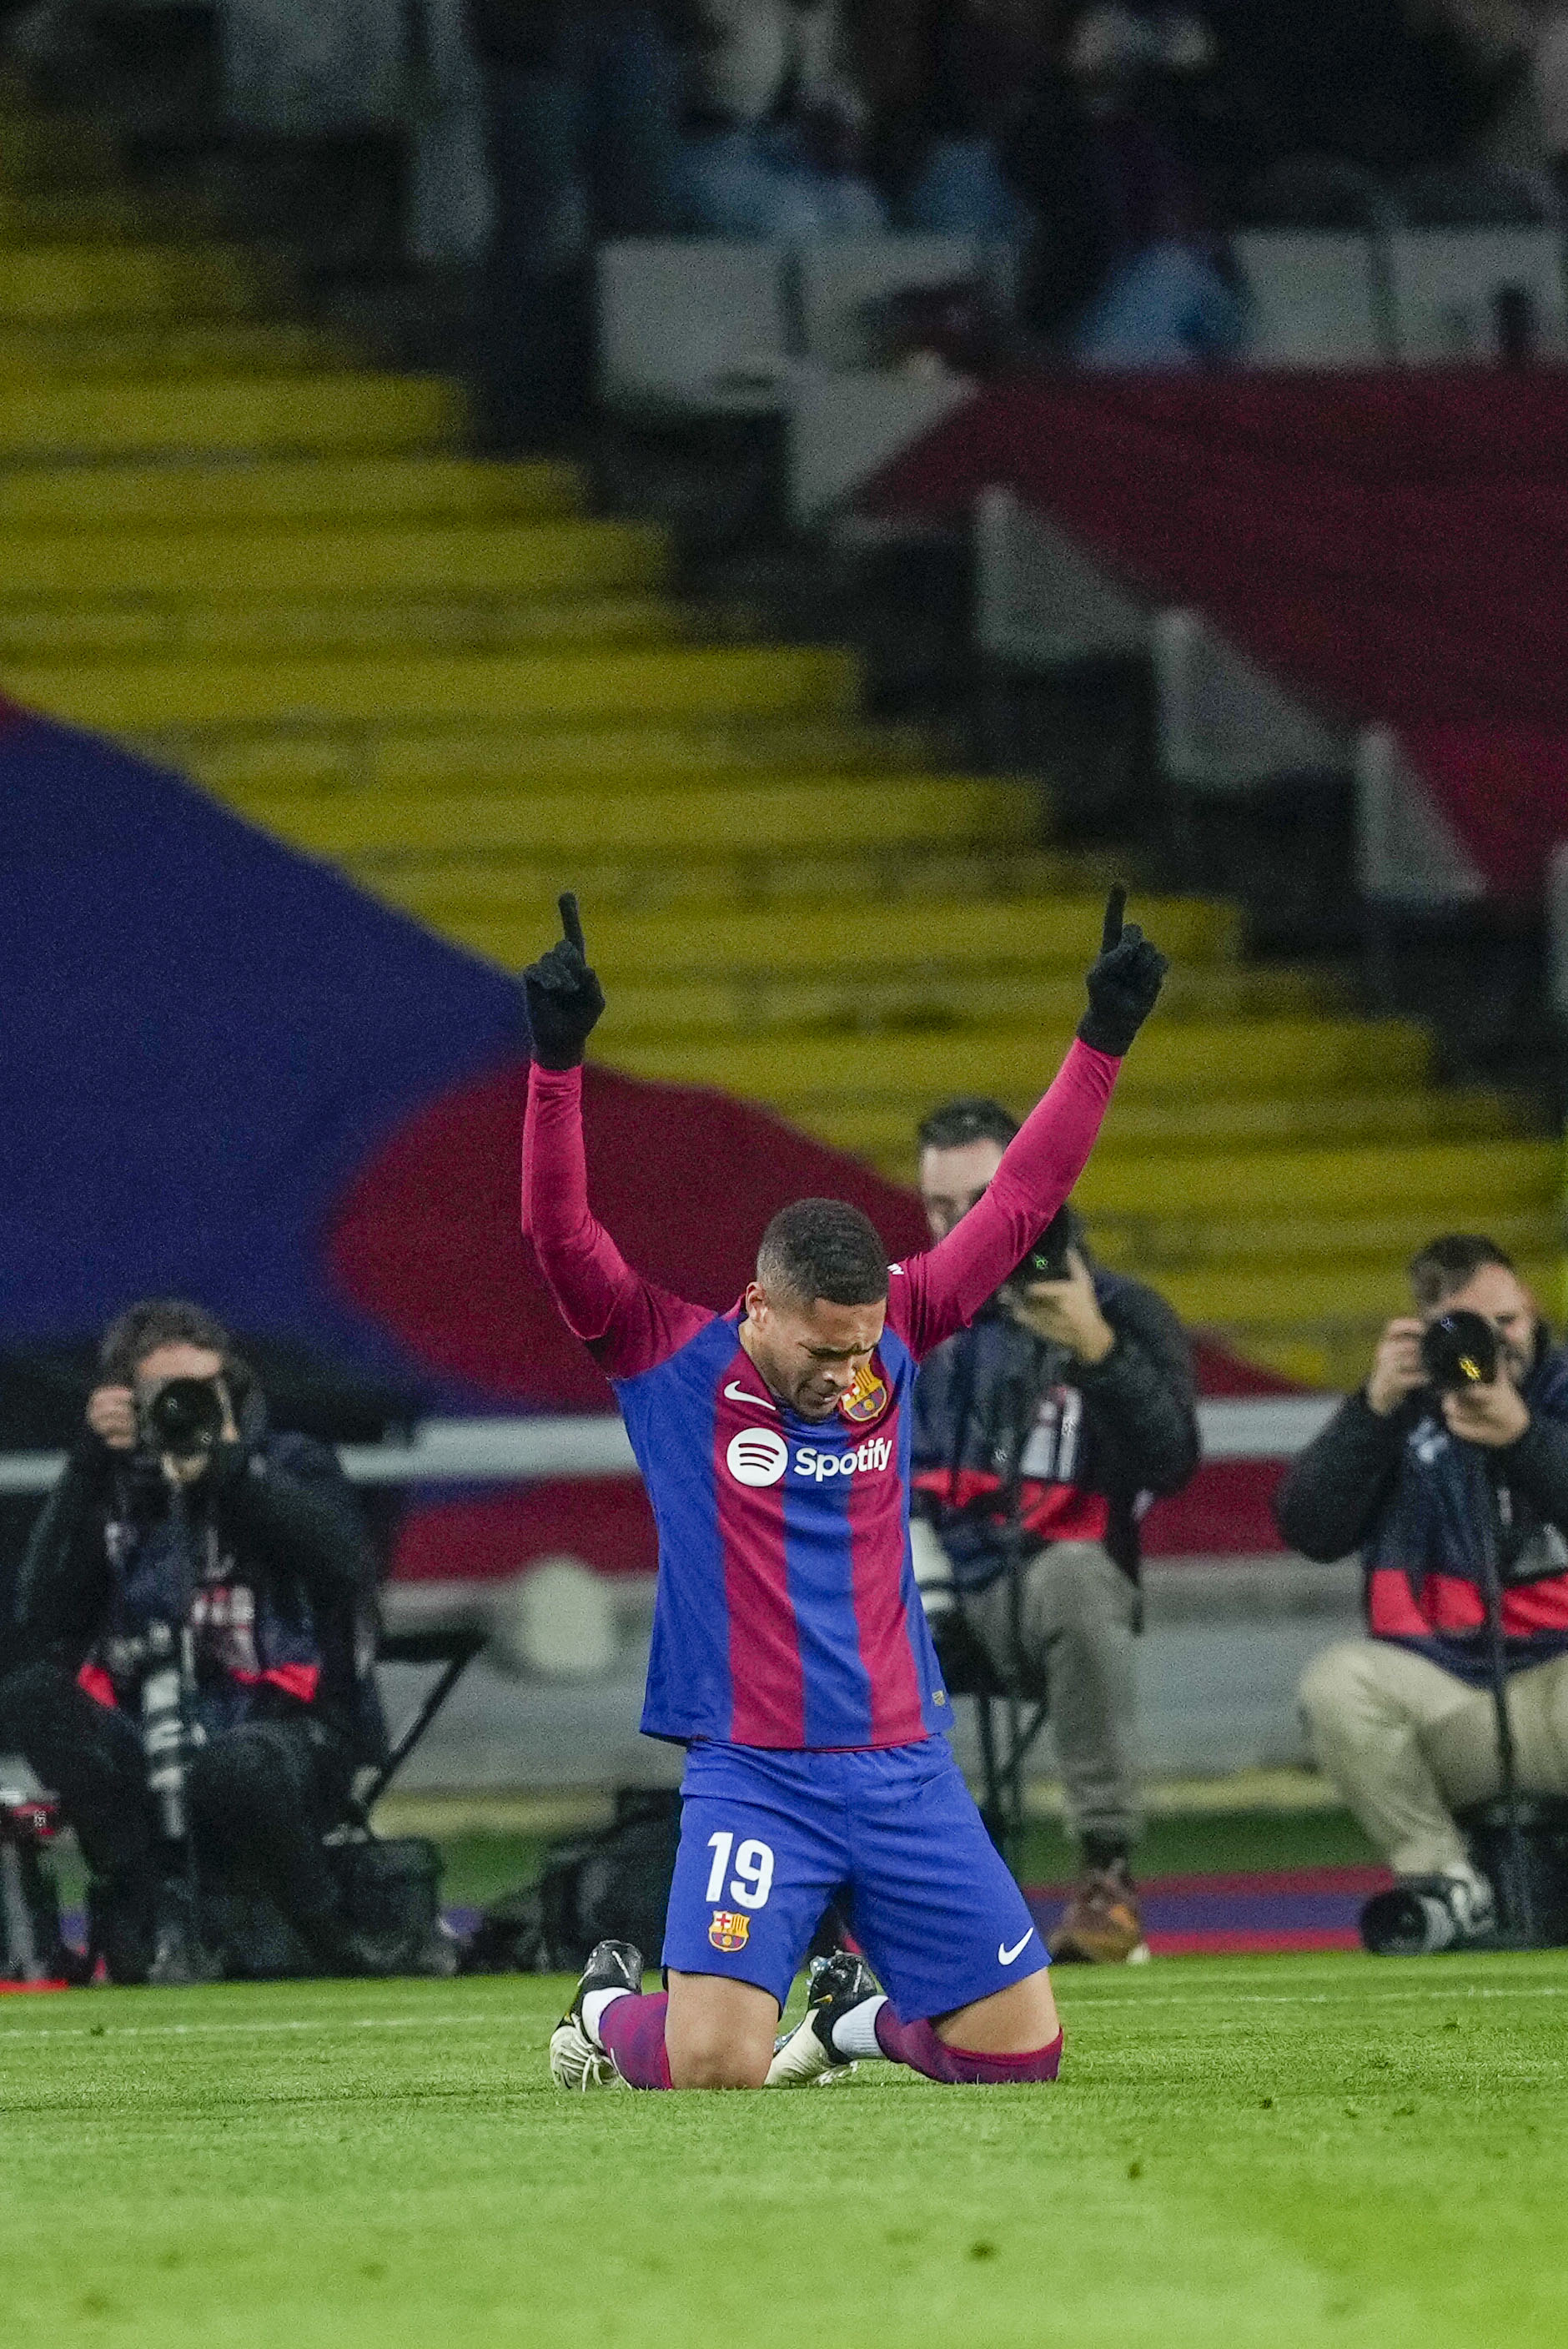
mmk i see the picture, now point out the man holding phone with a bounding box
[912,1106,1199,1961]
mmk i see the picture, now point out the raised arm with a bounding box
[522,898,709,1379]
[892,889,1166,1359]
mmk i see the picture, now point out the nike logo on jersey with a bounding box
[998,1931,1034,1965]
[724,1381,777,1412]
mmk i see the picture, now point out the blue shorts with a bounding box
[662,1738,1048,2021]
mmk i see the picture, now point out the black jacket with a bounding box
[911,1266,1199,1594]
[13,1410,382,1753]
[1273,1334,1568,1687]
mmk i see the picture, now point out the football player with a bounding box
[525,890,1164,2090]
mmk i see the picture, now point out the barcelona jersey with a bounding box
[522,1044,1119,1753]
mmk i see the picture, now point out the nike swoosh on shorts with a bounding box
[998,1932,1035,1965]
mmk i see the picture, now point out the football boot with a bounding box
[766,1949,882,2087]
[549,1938,644,2090]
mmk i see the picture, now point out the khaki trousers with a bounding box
[1299,1637,1568,1879]
[959,1541,1140,1850]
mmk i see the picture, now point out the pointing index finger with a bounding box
[1101,883,1127,956]
[558,891,585,957]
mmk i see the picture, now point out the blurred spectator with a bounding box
[1004,3,1247,366]
[1213,0,1525,184]
[853,0,1055,235]
[678,0,887,237]
[467,1,689,448]
[1525,6,1568,193]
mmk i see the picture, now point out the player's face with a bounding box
[741,1285,887,1421]
[918,1138,1008,1240]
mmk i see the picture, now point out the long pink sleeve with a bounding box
[521,1064,711,1378]
[888,1039,1120,1360]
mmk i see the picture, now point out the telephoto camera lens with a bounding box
[1420,1310,1500,1394]
[143,1376,225,1457]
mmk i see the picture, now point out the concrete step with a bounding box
[0,185,219,244]
[602,1018,1430,1101]
[0,112,118,194]
[1075,1136,1560,1221]
[0,593,683,663]
[1088,1197,1560,1278]
[293,768,1039,858]
[176,716,941,797]
[479,893,1239,978]
[0,373,460,460]
[1148,1257,1560,1340]
[531,963,1334,1041]
[13,643,860,732]
[0,455,580,533]
[364,848,1110,918]
[263,776,1039,860]
[0,240,269,322]
[0,518,666,599]
[787,1085,1530,1174]
[0,318,357,380]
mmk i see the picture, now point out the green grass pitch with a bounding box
[3,1954,1565,2349]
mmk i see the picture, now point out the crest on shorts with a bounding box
[839,1364,889,1426]
[708,1909,750,1952]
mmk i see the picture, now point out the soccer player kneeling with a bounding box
[522,890,1165,2090]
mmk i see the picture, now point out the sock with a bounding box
[827,1994,888,2060]
[1082,1835,1132,1878]
[873,2004,1064,2085]
[596,1991,674,2090]
[582,1986,631,2045]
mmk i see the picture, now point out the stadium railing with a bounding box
[0,1396,1336,1501]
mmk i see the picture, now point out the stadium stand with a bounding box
[0,66,1559,1431]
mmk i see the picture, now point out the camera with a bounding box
[139,1375,226,1460]
[1420,1309,1500,1393]
[1006,1205,1076,1292]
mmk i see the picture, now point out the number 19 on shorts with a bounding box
[705,1831,775,1910]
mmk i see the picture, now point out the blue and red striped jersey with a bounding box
[522,1045,1120,1750]
[622,1300,941,1747]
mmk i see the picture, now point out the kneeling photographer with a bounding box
[912,1099,1199,1963]
[0,1300,379,1984]
[1278,1237,1568,1954]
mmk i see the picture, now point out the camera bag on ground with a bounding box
[330,1831,454,1974]
[1462,1795,1568,1944]
[463,1787,681,1973]
[193,1830,453,1979]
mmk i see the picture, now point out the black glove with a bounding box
[1078,884,1168,1057]
[523,892,606,1070]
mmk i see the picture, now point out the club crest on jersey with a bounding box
[709,1910,750,1952]
[839,1364,889,1426]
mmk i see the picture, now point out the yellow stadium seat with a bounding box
[0,66,1555,1387]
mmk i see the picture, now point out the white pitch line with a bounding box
[1064,1981,1568,2010]
[0,2009,537,2044]
[4,1979,1566,2044]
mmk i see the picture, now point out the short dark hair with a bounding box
[916,1096,1019,1154]
[1409,1236,1516,1313]
[756,1200,889,1308]
[99,1299,234,1385]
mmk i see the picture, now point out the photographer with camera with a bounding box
[0,1300,379,1984]
[911,1099,1199,1962]
[1279,1237,1568,1954]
